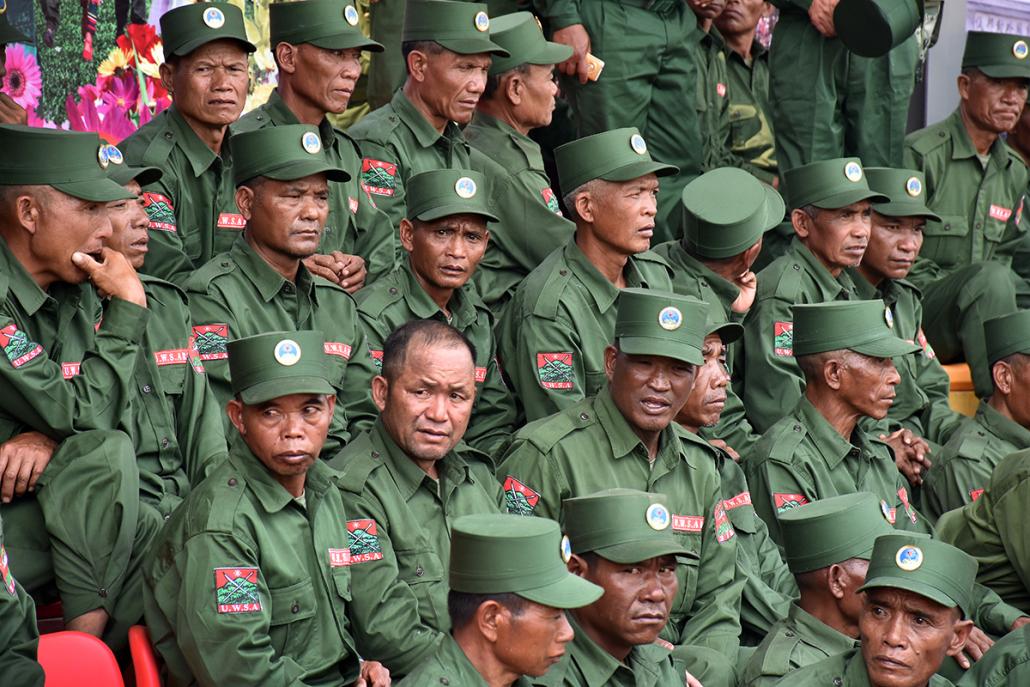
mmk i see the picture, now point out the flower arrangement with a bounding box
[1,43,43,116]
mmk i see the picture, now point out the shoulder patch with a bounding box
[541,187,561,214]
[142,192,177,232]
[969,487,985,502]
[361,159,398,197]
[347,519,385,563]
[191,324,229,360]
[672,514,705,533]
[916,328,936,359]
[0,545,16,595]
[537,352,575,390]
[0,323,43,368]
[502,475,540,515]
[214,567,262,613]
[773,321,793,356]
[956,431,989,461]
[774,492,809,513]
[768,422,807,463]
[324,342,353,360]
[369,349,384,371]
[713,500,736,542]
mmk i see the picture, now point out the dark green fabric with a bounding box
[723,41,778,184]
[396,635,533,687]
[0,515,43,687]
[954,624,1030,687]
[782,647,956,687]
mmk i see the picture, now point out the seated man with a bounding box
[330,320,506,677]
[397,513,602,686]
[956,622,1030,686]
[783,535,976,687]
[536,488,691,686]
[496,128,676,422]
[741,492,893,687]
[923,311,1030,522]
[499,289,742,687]
[0,514,43,687]
[355,169,515,454]
[144,330,388,687]
[185,124,378,456]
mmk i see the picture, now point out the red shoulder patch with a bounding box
[503,476,540,516]
[536,352,575,390]
[324,342,353,360]
[214,567,262,614]
[142,192,176,232]
[969,488,985,502]
[0,324,43,368]
[192,324,229,361]
[347,519,385,564]
[773,322,793,356]
[361,159,398,197]
[774,492,808,513]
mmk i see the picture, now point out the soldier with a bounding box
[781,534,977,687]
[923,311,1030,522]
[0,9,31,126]
[329,320,506,677]
[144,330,389,687]
[654,166,784,454]
[347,0,508,234]
[396,513,603,687]
[740,493,893,687]
[184,125,378,457]
[234,0,396,289]
[498,289,742,687]
[903,31,1027,397]
[0,514,43,686]
[120,2,257,283]
[465,11,576,310]
[354,169,515,455]
[496,128,676,422]
[956,624,1030,686]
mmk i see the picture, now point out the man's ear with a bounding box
[823,356,844,391]
[12,191,40,235]
[504,72,523,106]
[227,399,245,435]
[235,186,255,220]
[407,49,429,83]
[957,73,971,102]
[275,42,298,74]
[399,218,416,253]
[826,564,847,601]
[792,209,812,239]
[945,619,975,658]
[567,553,589,577]
[604,345,618,382]
[992,361,1011,396]
[159,61,176,96]
[475,600,507,644]
[371,375,389,413]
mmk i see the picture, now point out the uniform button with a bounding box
[221,259,230,267]
[833,678,843,687]
[439,679,449,686]
[415,566,424,577]
[164,514,171,521]
[291,603,300,614]
[784,630,794,637]
[142,384,153,394]
[371,450,381,459]
[793,424,801,432]
[559,269,568,276]
[792,264,800,271]
[579,412,590,421]
[388,287,398,295]
[938,131,946,138]
[975,222,982,230]
[98,588,108,598]
[164,131,173,140]
[161,437,170,448]
[228,478,238,487]
[284,284,294,293]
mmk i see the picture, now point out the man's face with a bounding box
[494,601,574,677]
[862,213,924,283]
[514,63,560,130]
[164,39,250,128]
[606,348,696,436]
[677,334,729,429]
[839,351,901,421]
[587,175,660,256]
[419,49,492,125]
[287,44,362,115]
[574,555,678,651]
[796,202,872,274]
[688,0,727,21]
[375,343,476,462]
[716,0,767,37]
[958,70,1029,135]
[860,588,966,687]
[400,213,489,295]
[1001,356,1030,428]
[241,174,329,263]
[18,187,112,286]
[105,180,150,270]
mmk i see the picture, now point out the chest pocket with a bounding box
[729,105,762,148]
[584,371,608,398]
[395,547,447,631]
[669,536,702,630]
[156,361,187,397]
[268,577,317,658]
[920,215,969,269]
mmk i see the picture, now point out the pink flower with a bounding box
[101,72,139,113]
[66,85,103,134]
[1,44,43,110]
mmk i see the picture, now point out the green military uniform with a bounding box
[397,513,603,687]
[495,128,676,421]
[0,6,31,45]
[746,603,858,687]
[145,331,364,686]
[0,514,43,687]
[355,169,515,454]
[723,39,778,184]
[740,158,885,432]
[780,647,956,687]
[329,420,506,676]
[120,3,256,283]
[348,1,507,234]
[184,126,379,457]
[465,12,575,310]
[956,624,1030,686]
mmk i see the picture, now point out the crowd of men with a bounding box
[4,0,1030,685]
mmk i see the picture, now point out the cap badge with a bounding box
[301,131,322,155]
[658,306,682,331]
[203,6,226,29]
[273,339,302,366]
[1014,40,1029,60]
[884,306,894,329]
[97,145,110,169]
[844,161,863,183]
[474,10,490,32]
[645,503,671,531]
[895,545,923,571]
[905,176,922,197]
[103,144,124,166]
[454,176,477,199]
[344,4,360,26]
[560,535,572,564]
[534,15,543,31]
[0,1,7,15]
[630,133,648,156]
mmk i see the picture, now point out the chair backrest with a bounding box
[128,625,162,687]
[37,631,124,687]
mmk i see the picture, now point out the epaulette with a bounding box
[186,469,248,534]
[767,420,807,464]
[635,249,673,271]
[759,625,802,677]
[908,123,950,157]
[335,435,384,494]
[229,110,264,135]
[139,273,188,302]
[349,106,402,146]
[312,273,351,296]
[136,118,178,168]
[522,250,572,320]
[955,428,990,461]
[455,441,497,471]
[182,254,237,293]
[354,275,405,318]
[522,404,596,454]
[772,257,805,301]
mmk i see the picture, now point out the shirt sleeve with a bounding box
[463,344,517,457]
[352,187,398,285]
[357,140,408,230]
[494,440,570,521]
[138,177,197,285]
[745,453,814,546]
[0,534,44,687]
[740,296,805,433]
[338,319,379,441]
[531,0,582,29]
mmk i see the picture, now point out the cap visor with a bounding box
[592,539,692,564]
[415,203,498,223]
[812,189,890,209]
[601,160,680,182]
[761,184,787,230]
[618,336,703,366]
[110,165,163,187]
[308,34,385,53]
[859,576,961,613]
[531,42,574,65]
[52,177,136,202]
[256,160,351,184]
[977,65,1030,80]
[238,376,335,405]
[850,335,921,358]
[517,572,603,609]
[706,321,743,345]
[872,201,942,223]
[437,37,510,57]
[173,35,256,57]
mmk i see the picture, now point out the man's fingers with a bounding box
[15,458,34,497]
[71,251,103,275]
[1,461,19,503]
[955,650,971,670]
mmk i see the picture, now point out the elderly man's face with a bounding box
[492,601,574,678]
[238,174,329,264]
[716,0,768,38]
[401,213,489,297]
[606,347,696,436]
[283,44,362,116]
[861,212,924,284]
[584,175,660,257]
[163,39,250,129]
[512,63,560,131]
[417,48,492,125]
[839,351,901,421]
[795,201,871,275]
[676,333,729,429]
[958,70,1029,135]
[105,180,150,270]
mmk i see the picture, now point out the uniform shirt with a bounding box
[903,109,1029,289]
[740,238,862,432]
[532,0,684,29]
[0,515,44,687]
[234,90,397,283]
[354,259,516,455]
[496,236,674,422]
[496,389,742,660]
[465,111,576,310]
[777,648,955,687]
[955,624,1030,687]
[724,41,778,184]
[144,442,361,687]
[923,401,1030,523]
[121,105,244,283]
[347,89,472,234]
[184,238,378,456]
[741,603,858,687]
[396,635,532,687]
[330,421,505,676]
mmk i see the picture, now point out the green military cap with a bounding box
[556,128,679,194]
[406,169,499,223]
[865,167,942,222]
[783,157,888,211]
[270,0,383,53]
[705,312,743,346]
[449,514,603,608]
[791,300,920,358]
[403,0,509,57]
[0,6,32,45]
[615,288,708,366]
[487,11,573,76]
[160,2,256,58]
[227,330,335,404]
[962,31,1030,80]
[101,143,162,187]
[859,534,977,617]
[779,493,895,574]
[0,125,134,202]
[563,488,691,563]
[681,167,785,259]
[833,0,921,58]
[984,310,1030,366]
[231,124,350,186]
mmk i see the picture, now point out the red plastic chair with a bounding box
[37,631,124,686]
[128,625,162,687]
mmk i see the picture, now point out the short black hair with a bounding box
[448,590,527,629]
[401,40,445,75]
[482,63,531,101]
[380,320,477,382]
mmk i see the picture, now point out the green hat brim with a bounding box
[244,159,351,185]
[618,336,703,366]
[171,35,256,58]
[976,65,1030,80]
[517,571,603,609]
[590,539,692,565]
[859,576,962,614]
[109,165,163,188]
[52,177,136,203]
[306,34,385,52]
[848,334,921,358]
[238,375,335,405]
[706,321,743,345]
[872,201,941,223]
[811,188,890,210]
[436,36,510,57]
[600,160,679,183]
[490,41,573,75]
[0,24,32,45]
[414,203,499,223]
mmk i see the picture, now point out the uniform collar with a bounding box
[593,388,690,468]
[469,111,545,170]
[564,613,663,686]
[0,239,50,316]
[230,238,317,304]
[433,636,527,686]
[795,397,869,470]
[399,258,478,327]
[227,435,333,514]
[260,90,339,152]
[563,237,647,314]
[662,244,742,308]
[977,400,1030,448]
[391,89,465,151]
[726,39,767,67]
[787,603,859,654]
[789,238,857,301]
[167,105,226,178]
[368,420,474,500]
[945,108,1011,168]
[851,272,921,309]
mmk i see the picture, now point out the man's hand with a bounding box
[685,670,704,687]
[552,24,592,83]
[708,438,740,462]
[354,660,390,687]
[730,270,758,314]
[1012,616,1030,631]
[0,93,28,125]
[808,0,840,37]
[72,248,148,308]
[304,252,367,293]
[0,432,57,504]
[954,626,994,668]
[880,428,932,485]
